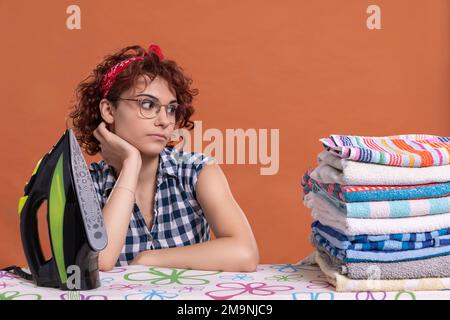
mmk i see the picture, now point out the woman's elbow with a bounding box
[98,262,114,272]
[98,255,116,272]
[240,247,260,272]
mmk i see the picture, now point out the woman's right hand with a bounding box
[93,121,142,170]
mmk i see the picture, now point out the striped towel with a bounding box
[311,231,450,263]
[310,188,450,219]
[301,169,450,202]
[320,134,450,167]
[312,221,450,251]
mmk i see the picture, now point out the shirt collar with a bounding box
[102,147,178,198]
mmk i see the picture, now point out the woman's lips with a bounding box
[147,133,168,140]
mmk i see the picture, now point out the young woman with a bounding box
[68,43,259,272]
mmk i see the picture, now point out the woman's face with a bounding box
[110,75,177,157]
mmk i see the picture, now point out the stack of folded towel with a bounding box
[301,134,450,292]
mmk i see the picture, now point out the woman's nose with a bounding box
[154,107,170,126]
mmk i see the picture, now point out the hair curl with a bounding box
[67,45,198,156]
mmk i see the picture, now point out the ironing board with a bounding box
[0,263,449,300]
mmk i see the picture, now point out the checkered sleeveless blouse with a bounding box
[89,147,216,266]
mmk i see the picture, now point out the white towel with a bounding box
[310,202,450,236]
[305,190,450,219]
[311,150,450,185]
[313,250,450,292]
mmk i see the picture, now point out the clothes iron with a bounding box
[6,128,107,290]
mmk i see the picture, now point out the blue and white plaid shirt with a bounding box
[89,147,216,266]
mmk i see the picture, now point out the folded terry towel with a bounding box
[313,250,450,292]
[310,202,450,235]
[312,231,450,263]
[320,134,450,167]
[311,151,450,186]
[316,247,450,280]
[308,186,450,219]
[312,220,450,251]
[302,169,450,202]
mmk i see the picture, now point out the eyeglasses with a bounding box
[115,96,180,123]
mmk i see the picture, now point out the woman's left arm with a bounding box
[131,161,260,272]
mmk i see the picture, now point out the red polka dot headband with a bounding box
[100,43,165,98]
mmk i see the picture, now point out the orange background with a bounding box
[0,0,448,267]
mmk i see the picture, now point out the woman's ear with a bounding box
[99,99,115,125]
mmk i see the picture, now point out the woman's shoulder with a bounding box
[162,147,217,172]
[161,147,217,193]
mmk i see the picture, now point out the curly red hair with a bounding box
[67,44,198,156]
